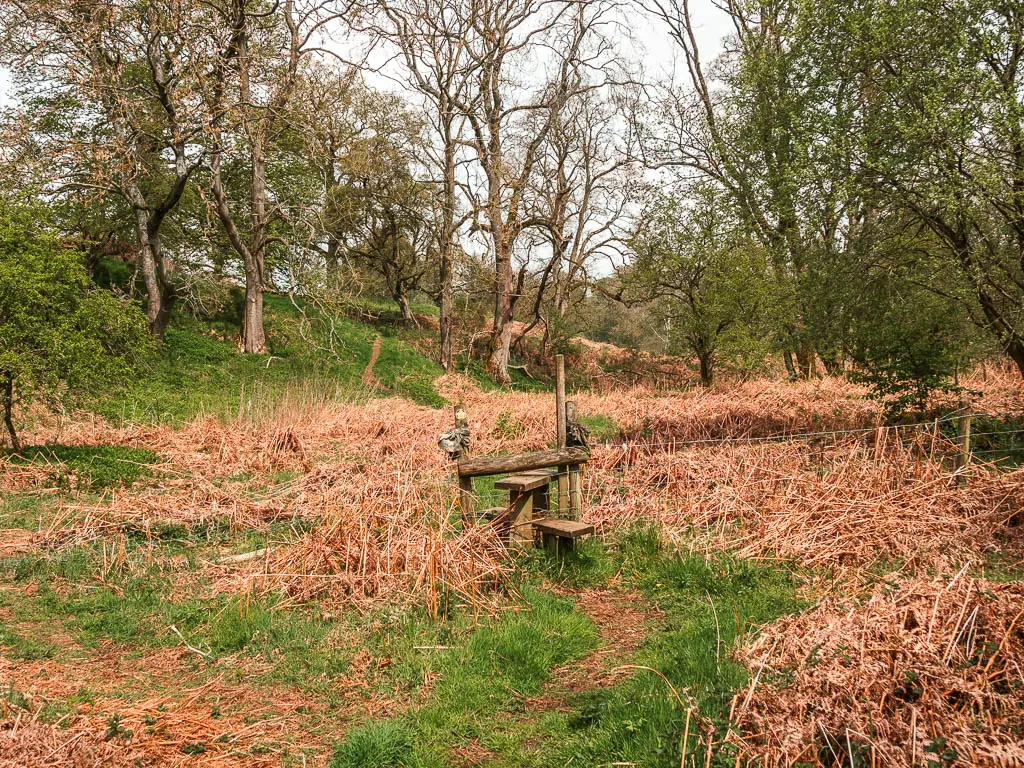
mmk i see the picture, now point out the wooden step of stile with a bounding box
[532,517,595,554]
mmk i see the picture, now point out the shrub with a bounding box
[0,199,151,449]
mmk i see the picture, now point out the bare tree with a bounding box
[202,0,343,353]
[525,80,638,348]
[459,0,621,383]
[377,0,480,371]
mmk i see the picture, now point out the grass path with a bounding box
[361,335,383,388]
[525,587,661,716]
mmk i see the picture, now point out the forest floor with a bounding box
[2,303,1024,767]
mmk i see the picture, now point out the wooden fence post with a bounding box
[555,354,568,516]
[454,402,475,518]
[956,400,973,486]
[566,400,583,520]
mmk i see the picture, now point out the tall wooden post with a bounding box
[955,400,973,487]
[566,400,583,520]
[454,403,475,518]
[555,354,568,515]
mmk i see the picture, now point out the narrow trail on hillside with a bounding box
[451,587,661,768]
[362,335,383,388]
[452,587,662,767]
[528,587,662,713]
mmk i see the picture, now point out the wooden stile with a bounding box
[453,403,475,517]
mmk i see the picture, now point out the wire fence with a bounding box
[469,408,1024,514]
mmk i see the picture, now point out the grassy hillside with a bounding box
[98,294,447,424]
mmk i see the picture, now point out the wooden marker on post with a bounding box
[566,400,583,520]
[555,354,568,516]
[454,403,475,518]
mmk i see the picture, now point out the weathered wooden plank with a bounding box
[507,492,534,549]
[457,446,590,478]
[459,476,475,518]
[533,518,595,539]
[495,473,550,492]
[454,402,475,518]
[522,468,559,478]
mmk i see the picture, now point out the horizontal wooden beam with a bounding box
[457,446,590,479]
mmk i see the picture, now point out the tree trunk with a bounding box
[242,264,266,354]
[488,235,514,385]
[698,350,715,386]
[324,146,342,286]
[394,290,418,326]
[326,236,341,285]
[795,344,815,378]
[133,203,175,340]
[439,258,454,370]
[783,350,797,379]
[2,373,21,453]
[438,131,456,372]
[241,24,267,355]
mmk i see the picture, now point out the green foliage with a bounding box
[628,184,774,384]
[331,722,420,768]
[0,198,151,447]
[847,268,974,417]
[5,445,160,490]
[91,256,134,292]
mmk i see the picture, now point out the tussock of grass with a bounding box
[332,722,420,768]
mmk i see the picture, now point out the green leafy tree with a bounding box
[0,201,151,451]
[627,184,772,385]
[848,277,973,418]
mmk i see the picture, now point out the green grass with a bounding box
[374,335,447,408]
[330,587,598,768]
[0,494,55,531]
[97,294,448,424]
[579,414,620,443]
[330,529,804,768]
[206,598,351,688]
[2,545,208,649]
[966,413,1024,466]
[4,445,161,490]
[488,530,804,767]
[0,621,58,659]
